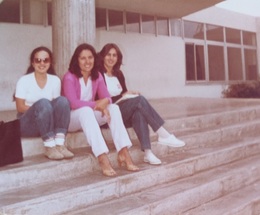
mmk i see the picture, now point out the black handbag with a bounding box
[0,119,23,167]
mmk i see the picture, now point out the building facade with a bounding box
[0,0,259,111]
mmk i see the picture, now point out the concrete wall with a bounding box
[0,6,258,111]
[184,7,257,31]
[95,31,224,99]
[0,23,52,111]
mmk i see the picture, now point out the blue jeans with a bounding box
[18,97,70,141]
[118,95,164,150]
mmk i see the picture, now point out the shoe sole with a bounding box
[158,141,185,148]
[143,159,162,165]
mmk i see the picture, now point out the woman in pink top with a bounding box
[62,43,139,177]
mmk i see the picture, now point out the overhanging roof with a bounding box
[96,0,225,18]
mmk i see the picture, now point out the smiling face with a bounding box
[78,49,94,75]
[32,50,51,74]
[104,48,118,71]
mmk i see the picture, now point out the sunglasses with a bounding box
[33,58,50,64]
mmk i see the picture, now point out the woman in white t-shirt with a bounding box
[98,43,186,165]
[15,46,73,160]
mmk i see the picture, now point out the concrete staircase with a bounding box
[1,98,260,215]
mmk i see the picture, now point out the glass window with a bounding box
[108,10,123,32]
[185,44,205,81]
[126,11,140,33]
[243,31,256,46]
[227,47,243,80]
[245,49,258,80]
[22,0,44,25]
[157,17,168,36]
[170,19,182,37]
[208,45,225,81]
[96,8,106,29]
[142,14,155,34]
[0,0,20,23]
[184,21,204,40]
[226,28,241,44]
[47,1,52,25]
[206,24,223,42]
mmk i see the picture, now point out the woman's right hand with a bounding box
[102,108,111,123]
[15,98,29,113]
[94,98,109,112]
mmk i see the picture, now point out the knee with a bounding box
[54,96,70,111]
[79,106,94,117]
[108,104,120,113]
[35,99,52,111]
[135,95,147,108]
[35,99,53,116]
[56,96,70,107]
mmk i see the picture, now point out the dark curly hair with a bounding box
[68,43,99,80]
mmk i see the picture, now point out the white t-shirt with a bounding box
[79,77,93,101]
[15,72,61,106]
[104,73,122,96]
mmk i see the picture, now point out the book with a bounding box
[115,94,139,104]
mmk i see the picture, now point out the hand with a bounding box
[94,98,109,112]
[102,108,111,123]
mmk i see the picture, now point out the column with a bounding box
[257,18,260,77]
[52,0,96,77]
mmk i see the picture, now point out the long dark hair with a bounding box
[26,46,56,75]
[98,43,123,77]
[68,43,99,80]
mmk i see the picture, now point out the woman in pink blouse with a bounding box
[62,43,139,177]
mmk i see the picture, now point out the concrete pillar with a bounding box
[52,0,96,77]
[257,17,260,78]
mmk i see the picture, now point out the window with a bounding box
[243,31,256,46]
[126,11,140,33]
[184,20,258,83]
[0,0,20,23]
[245,49,258,80]
[0,0,50,25]
[206,24,224,42]
[185,44,205,81]
[108,10,124,32]
[184,21,204,40]
[208,45,225,81]
[141,14,155,34]
[227,47,243,80]
[96,8,107,29]
[47,1,52,25]
[170,19,182,37]
[96,9,179,37]
[157,16,168,36]
[22,0,45,25]
[226,28,241,44]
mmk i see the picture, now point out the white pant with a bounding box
[68,104,132,157]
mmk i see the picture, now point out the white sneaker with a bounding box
[144,152,162,165]
[158,135,185,147]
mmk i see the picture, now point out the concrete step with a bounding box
[1,98,260,215]
[183,181,260,215]
[0,138,259,214]
[20,103,260,157]
[1,117,260,193]
[64,154,260,215]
